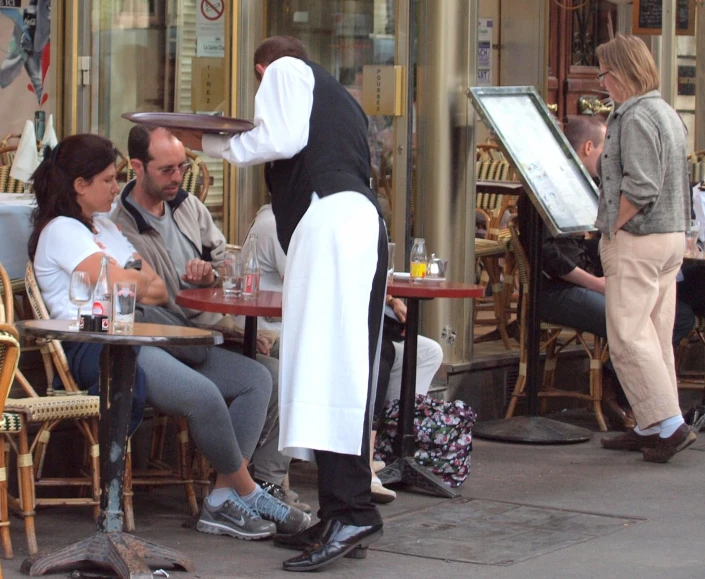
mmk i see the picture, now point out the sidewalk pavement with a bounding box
[2,425,704,578]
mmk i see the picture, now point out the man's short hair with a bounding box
[253,36,309,76]
[563,115,606,152]
[127,124,159,165]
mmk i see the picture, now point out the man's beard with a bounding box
[144,173,179,202]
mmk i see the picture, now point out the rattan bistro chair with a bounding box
[0,322,33,559]
[504,225,608,431]
[18,264,101,524]
[115,148,211,203]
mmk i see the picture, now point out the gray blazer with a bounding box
[596,90,690,238]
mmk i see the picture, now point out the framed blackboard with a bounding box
[468,87,598,237]
[632,0,695,36]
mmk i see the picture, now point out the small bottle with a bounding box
[92,255,112,330]
[242,233,260,300]
[410,238,427,283]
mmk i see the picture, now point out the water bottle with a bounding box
[242,233,260,300]
[92,255,112,329]
[410,238,427,283]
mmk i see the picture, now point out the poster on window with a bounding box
[196,0,225,58]
[0,0,53,140]
[477,18,492,87]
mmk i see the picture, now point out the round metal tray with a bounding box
[122,112,254,134]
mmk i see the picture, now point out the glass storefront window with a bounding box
[91,0,226,225]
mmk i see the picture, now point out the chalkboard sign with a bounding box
[633,0,695,35]
[469,87,598,237]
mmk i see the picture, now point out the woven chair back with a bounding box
[24,261,81,393]
[0,163,24,193]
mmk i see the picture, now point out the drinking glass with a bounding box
[686,219,700,257]
[68,271,92,329]
[387,242,396,278]
[222,249,243,297]
[113,282,137,334]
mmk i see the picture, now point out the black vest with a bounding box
[265,60,380,253]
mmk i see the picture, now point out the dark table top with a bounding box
[15,319,223,347]
[176,288,283,317]
[387,278,485,299]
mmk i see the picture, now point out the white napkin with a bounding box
[40,114,58,150]
[10,120,39,183]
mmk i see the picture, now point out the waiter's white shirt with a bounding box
[202,57,314,165]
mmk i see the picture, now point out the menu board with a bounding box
[632,0,695,36]
[469,87,598,237]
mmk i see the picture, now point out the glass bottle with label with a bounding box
[242,233,260,300]
[92,255,112,329]
[410,238,427,283]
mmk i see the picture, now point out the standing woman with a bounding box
[596,35,695,462]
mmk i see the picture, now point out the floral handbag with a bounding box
[374,394,477,488]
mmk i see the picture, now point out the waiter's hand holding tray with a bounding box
[122,112,254,151]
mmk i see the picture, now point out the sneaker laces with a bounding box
[252,489,291,522]
[220,495,261,520]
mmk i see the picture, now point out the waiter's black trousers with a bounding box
[314,215,387,527]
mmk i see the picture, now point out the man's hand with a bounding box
[181,258,216,286]
[256,335,272,356]
[389,296,407,323]
[169,129,205,151]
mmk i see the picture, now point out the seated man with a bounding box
[111,125,307,512]
[238,202,443,502]
[518,116,693,429]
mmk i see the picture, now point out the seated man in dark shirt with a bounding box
[518,116,694,428]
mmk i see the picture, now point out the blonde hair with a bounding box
[596,34,659,100]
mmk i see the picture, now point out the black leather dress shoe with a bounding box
[282,519,383,572]
[274,520,367,559]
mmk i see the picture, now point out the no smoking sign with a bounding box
[200,0,224,22]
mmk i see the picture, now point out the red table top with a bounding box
[176,288,283,317]
[387,278,484,299]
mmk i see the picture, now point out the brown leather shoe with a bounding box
[642,424,697,463]
[601,429,659,451]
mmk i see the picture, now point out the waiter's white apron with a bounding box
[278,192,380,461]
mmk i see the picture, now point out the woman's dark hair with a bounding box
[28,133,118,260]
[253,36,309,80]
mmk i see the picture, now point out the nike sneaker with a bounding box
[251,487,311,535]
[196,495,276,540]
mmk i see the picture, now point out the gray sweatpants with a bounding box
[137,345,271,475]
[226,343,292,486]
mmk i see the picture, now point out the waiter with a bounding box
[172,35,387,572]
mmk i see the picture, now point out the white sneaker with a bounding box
[372,460,386,473]
[371,475,396,504]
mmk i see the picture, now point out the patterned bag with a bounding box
[374,395,477,488]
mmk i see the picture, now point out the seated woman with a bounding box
[28,134,309,539]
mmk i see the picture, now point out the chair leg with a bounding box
[86,418,101,520]
[505,372,526,419]
[16,424,37,556]
[0,437,13,559]
[123,440,135,533]
[541,337,558,415]
[591,338,608,432]
[176,418,199,517]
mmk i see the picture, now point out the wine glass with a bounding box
[69,271,92,329]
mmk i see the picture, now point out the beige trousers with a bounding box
[600,230,685,428]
